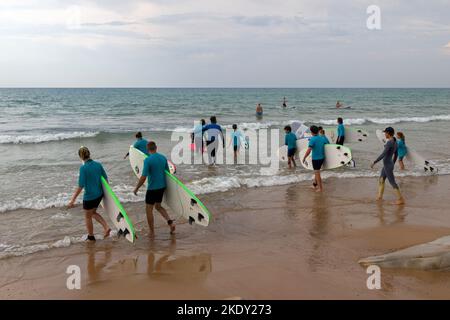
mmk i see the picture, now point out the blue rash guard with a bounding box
[337,124,345,138]
[142,152,169,190]
[397,139,407,159]
[231,130,243,147]
[308,135,329,160]
[134,138,149,155]
[285,132,297,150]
[202,123,225,144]
[78,160,108,201]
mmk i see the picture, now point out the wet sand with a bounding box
[1,175,450,299]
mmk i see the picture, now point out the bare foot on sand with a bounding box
[394,199,405,205]
[103,228,111,239]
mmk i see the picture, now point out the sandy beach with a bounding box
[1,174,449,300]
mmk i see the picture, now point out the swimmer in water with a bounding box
[370,127,405,205]
[256,103,263,117]
[282,97,287,108]
[336,101,343,108]
[396,132,407,170]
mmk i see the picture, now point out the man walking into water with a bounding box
[134,141,176,236]
[370,127,405,205]
[68,146,111,241]
[202,116,225,165]
[302,125,329,192]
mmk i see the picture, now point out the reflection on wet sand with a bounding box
[376,202,406,226]
[85,237,212,287]
[308,193,330,271]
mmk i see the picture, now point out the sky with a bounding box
[0,0,449,87]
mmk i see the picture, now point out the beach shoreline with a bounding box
[1,175,450,300]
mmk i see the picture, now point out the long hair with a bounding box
[397,131,405,142]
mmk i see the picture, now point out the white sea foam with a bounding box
[0,131,99,144]
[1,167,448,214]
[318,115,450,126]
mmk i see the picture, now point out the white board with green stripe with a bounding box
[101,177,136,243]
[129,146,211,227]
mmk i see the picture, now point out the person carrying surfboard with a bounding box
[336,118,345,145]
[133,141,176,236]
[202,116,225,165]
[302,125,329,192]
[68,146,111,241]
[284,125,297,169]
[370,127,405,205]
[124,132,149,159]
[229,124,244,162]
[396,132,407,170]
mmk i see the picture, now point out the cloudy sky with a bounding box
[1,0,449,87]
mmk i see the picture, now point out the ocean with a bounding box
[1,88,449,258]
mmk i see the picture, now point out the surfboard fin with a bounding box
[189,216,195,225]
[198,213,204,222]
[190,199,197,206]
[116,212,124,222]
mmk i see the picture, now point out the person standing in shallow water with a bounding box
[68,146,111,241]
[371,127,405,205]
[124,132,149,159]
[133,141,176,237]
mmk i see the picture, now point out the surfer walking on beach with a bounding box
[302,125,329,192]
[284,125,297,169]
[202,116,225,165]
[124,132,148,159]
[371,127,405,205]
[336,117,345,145]
[133,141,176,236]
[396,132,407,170]
[68,146,111,241]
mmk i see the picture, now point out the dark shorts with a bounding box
[312,159,325,171]
[233,145,238,152]
[336,136,345,146]
[288,148,296,157]
[83,195,103,210]
[399,156,405,161]
[145,188,166,205]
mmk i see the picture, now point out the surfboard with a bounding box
[128,146,211,227]
[101,177,136,243]
[299,144,353,170]
[322,127,368,143]
[358,235,450,270]
[375,130,437,173]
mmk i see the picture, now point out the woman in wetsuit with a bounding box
[370,127,405,205]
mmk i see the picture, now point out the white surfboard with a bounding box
[129,146,211,227]
[278,138,310,162]
[299,144,353,170]
[322,127,368,143]
[375,130,437,173]
[101,177,136,243]
[358,235,450,270]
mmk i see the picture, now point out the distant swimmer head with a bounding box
[383,127,395,137]
[232,124,237,130]
[136,132,143,139]
[310,125,319,135]
[318,126,325,135]
[284,125,292,133]
[210,116,217,124]
[78,146,90,161]
[147,141,157,153]
[337,117,343,124]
